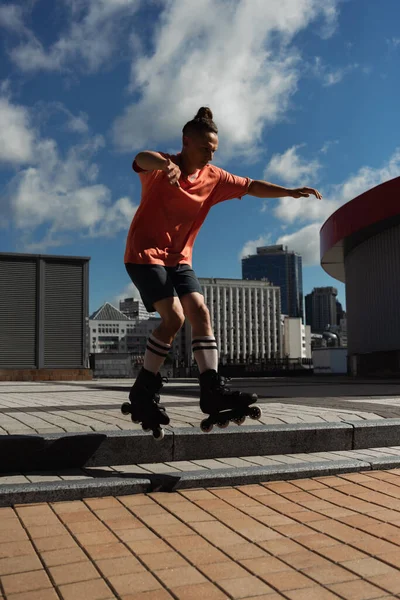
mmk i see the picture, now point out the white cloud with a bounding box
[8,135,137,241]
[264,144,321,186]
[9,0,140,73]
[320,140,339,154]
[276,223,321,265]
[312,56,359,86]
[243,148,400,267]
[112,0,339,155]
[239,235,272,260]
[1,96,137,250]
[0,4,25,32]
[0,97,35,164]
[112,282,141,308]
[387,37,400,49]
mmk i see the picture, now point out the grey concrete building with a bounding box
[305,287,338,333]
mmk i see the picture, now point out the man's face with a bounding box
[183,131,219,169]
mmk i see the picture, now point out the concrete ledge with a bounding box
[352,419,400,449]
[0,459,372,507]
[0,478,150,508]
[85,430,174,466]
[3,420,400,474]
[171,423,353,462]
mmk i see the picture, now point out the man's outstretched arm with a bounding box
[247,179,322,199]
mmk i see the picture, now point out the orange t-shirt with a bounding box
[124,152,251,266]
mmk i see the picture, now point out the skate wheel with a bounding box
[249,406,261,420]
[217,420,229,429]
[121,402,132,416]
[233,416,246,426]
[200,420,213,433]
[153,427,165,441]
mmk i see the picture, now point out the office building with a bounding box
[242,245,303,320]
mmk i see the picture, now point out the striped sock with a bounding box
[192,336,218,374]
[144,334,171,374]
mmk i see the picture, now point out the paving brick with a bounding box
[171,582,228,599]
[40,546,88,567]
[96,555,144,577]
[0,540,35,558]
[121,591,173,600]
[157,564,207,588]
[117,527,158,543]
[328,579,389,599]
[279,551,331,571]
[1,569,52,595]
[85,542,131,561]
[2,589,59,600]
[58,578,113,600]
[302,564,358,585]
[0,528,29,543]
[286,587,348,600]
[74,529,118,547]
[368,572,400,594]
[140,550,189,571]
[34,535,77,552]
[241,555,290,575]
[342,558,397,578]
[260,569,314,591]
[259,538,305,556]
[0,552,42,575]
[24,524,68,539]
[49,560,100,585]
[318,545,367,563]
[218,575,275,598]
[108,571,161,595]
[200,560,249,581]
[126,538,171,555]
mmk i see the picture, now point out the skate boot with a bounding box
[199,369,261,433]
[121,368,170,440]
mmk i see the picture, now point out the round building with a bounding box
[320,176,400,376]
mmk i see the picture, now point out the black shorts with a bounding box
[125,263,203,312]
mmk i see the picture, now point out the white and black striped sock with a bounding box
[144,334,171,374]
[192,336,218,374]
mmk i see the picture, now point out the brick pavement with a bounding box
[1,378,400,435]
[2,470,400,598]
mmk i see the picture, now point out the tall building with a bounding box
[305,287,338,333]
[282,317,311,360]
[119,297,149,320]
[336,299,345,325]
[198,277,282,363]
[242,245,303,320]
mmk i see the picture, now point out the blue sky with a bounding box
[1,0,399,314]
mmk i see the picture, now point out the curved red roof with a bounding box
[320,176,400,282]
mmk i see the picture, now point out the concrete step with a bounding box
[2,418,400,474]
[2,446,400,506]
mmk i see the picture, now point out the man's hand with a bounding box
[290,187,322,199]
[163,158,181,188]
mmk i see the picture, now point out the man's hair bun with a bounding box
[194,107,213,121]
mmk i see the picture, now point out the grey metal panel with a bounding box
[43,261,84,367]
[0,258,37,368]
[345,223,400,354]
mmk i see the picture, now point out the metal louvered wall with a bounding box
[0,258,37,368]
[345,223,400,355]
[0,253,89,370]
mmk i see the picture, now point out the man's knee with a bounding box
[163,307,185,335]
[195,302,211,327]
